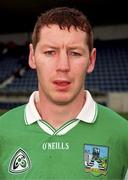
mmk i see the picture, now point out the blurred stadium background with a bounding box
[0,0,128,119]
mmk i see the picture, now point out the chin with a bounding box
[53,100,71,106]
[51,95,74,105]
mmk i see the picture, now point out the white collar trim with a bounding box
[24,90,97,125]
[76,90,97,123]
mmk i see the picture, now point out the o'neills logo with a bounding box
[42,142,69,150]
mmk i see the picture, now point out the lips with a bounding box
[53,80,70,86]
[53,80,71,90]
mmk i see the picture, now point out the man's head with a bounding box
[32,7,93,52]
[29,7,96,105]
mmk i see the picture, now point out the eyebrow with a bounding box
[39,44,86,52]
[40,44,57,49]
[67,46,86,53]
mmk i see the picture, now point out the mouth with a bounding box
[53,80,71,90]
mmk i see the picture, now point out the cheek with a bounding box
[73,61,87,75]
[73,61,88,83]
[36,59,53,73]
[37,67,50,80]
[73,65,86,85]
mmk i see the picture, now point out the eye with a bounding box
[44,50,56,56]
[69,51,81,57]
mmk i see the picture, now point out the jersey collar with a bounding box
[24,90,97,125]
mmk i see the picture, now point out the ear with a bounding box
[28,43,36,69]
[87,48,96,74]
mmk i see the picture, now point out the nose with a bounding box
[56,51,70,72]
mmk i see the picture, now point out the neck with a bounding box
[35,91,86,129]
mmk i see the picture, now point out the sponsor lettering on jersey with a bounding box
[42,142,69,150]
[84,144,109,176]
[9,148,31,174]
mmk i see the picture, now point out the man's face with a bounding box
[29,25,96,105]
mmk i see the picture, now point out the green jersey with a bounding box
[0,91,128,179]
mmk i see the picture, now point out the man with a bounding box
[0,7,128,179]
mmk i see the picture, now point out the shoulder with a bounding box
[97,103,128,128]
[97,103,125,119]
[0,105,26,125]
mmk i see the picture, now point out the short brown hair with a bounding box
[32,7,94,52]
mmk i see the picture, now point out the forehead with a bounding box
[38,25,87,46]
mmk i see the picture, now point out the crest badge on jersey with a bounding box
[9,148,31,174]
[84,144,109,176]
